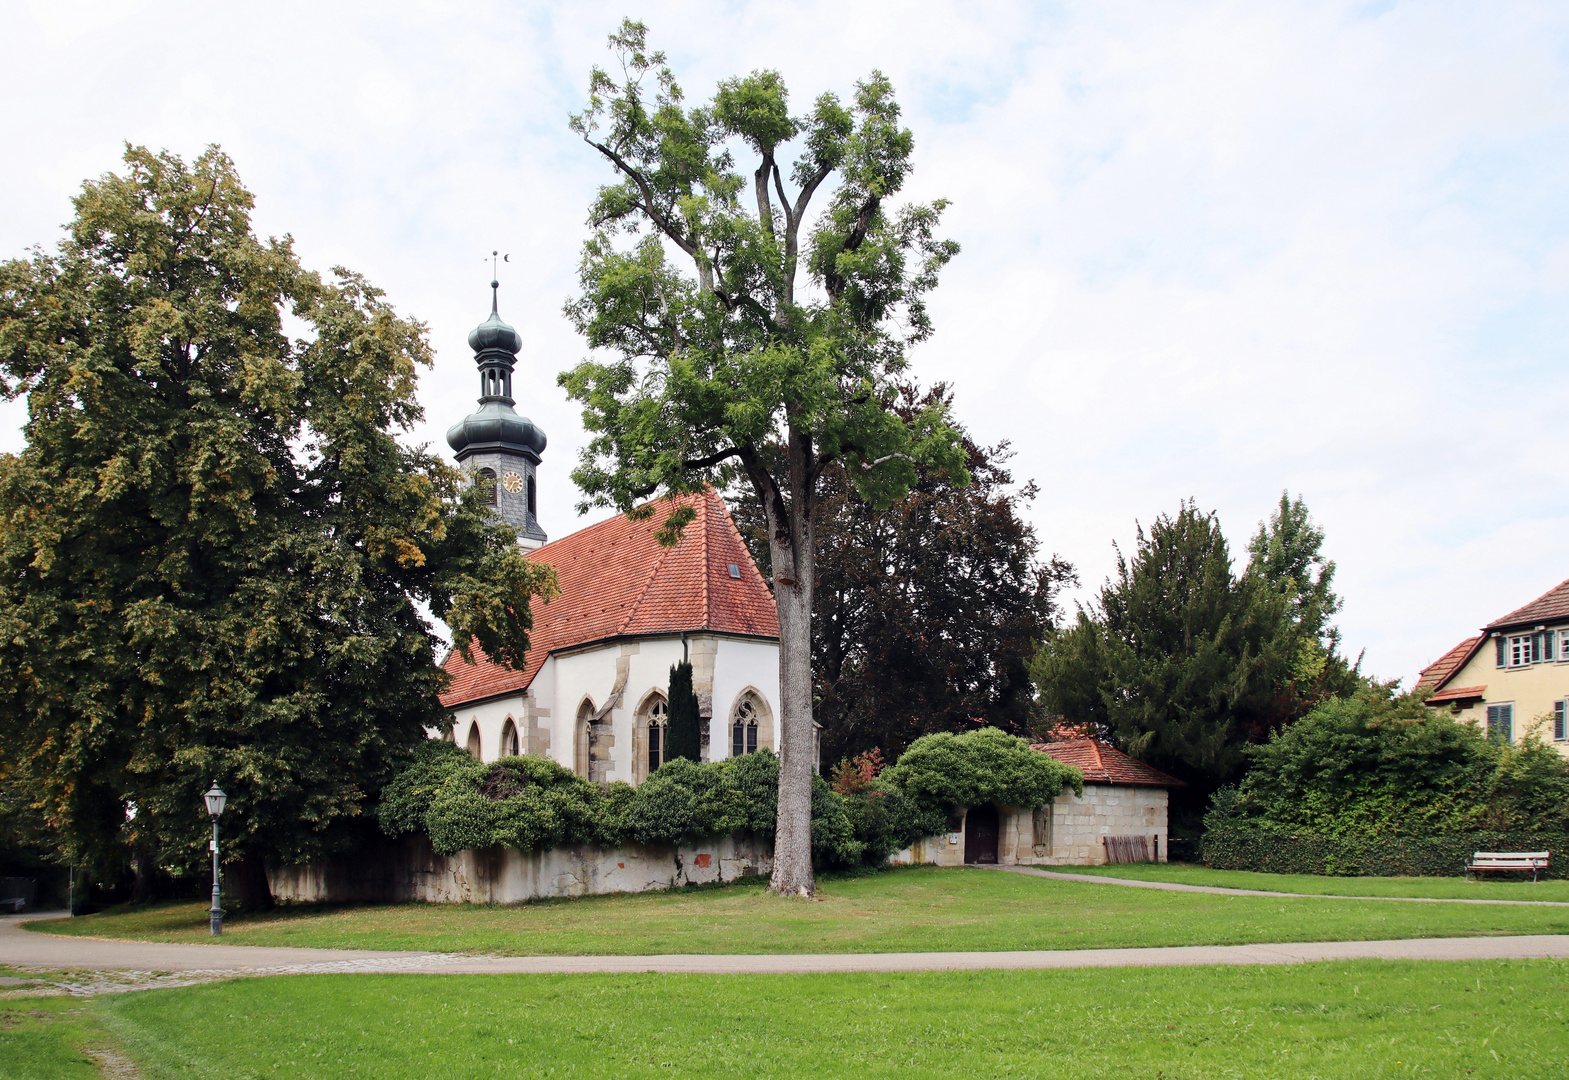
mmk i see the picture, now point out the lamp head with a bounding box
[204,783,227,819]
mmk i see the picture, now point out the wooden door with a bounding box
[964,804,1000,864]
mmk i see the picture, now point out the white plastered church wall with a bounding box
[443,634,779,782]
[711,637,781,759]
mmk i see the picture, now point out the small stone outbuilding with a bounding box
[893,738,1182,868]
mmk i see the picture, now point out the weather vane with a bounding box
[489,249,510,284]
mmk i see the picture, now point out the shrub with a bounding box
[377,740,474,837]
[1202,829,1569,879]
[1214,685,1569,839]
[811,774,863,869]
[425,755,602,856]
[880,727,1083,815]
[378,727,1085,866]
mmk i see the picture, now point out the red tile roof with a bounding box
[1416,636,1482,692]
[1425,684,1486,705]
[1487,578,1569,631]
[1030,739,1185,788]
[440,489,778,708]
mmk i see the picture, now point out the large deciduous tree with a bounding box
[735,383,1074,763]
[0,146,553,903]
[561,22,965,895]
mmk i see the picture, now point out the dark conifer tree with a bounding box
[665,661,702,764]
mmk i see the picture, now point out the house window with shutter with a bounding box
[1486,703,1514,743]
[1559,630,1569,661]
[1555,700,1567,742]
[1508,635,1535,667]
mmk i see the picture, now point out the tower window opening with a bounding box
[478,468,497,506]
[527,476,537,517]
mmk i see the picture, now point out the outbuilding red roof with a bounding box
[1031,738,1185,788]
[440,489,778,708]
[1416,635,1482,693]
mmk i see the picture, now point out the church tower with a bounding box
[446,280,548,547]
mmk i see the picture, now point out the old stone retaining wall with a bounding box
[268,832,773,904]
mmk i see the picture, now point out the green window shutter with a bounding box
[1487,703,1514,742]
[1545,632,1556,662]
[1496,637,1506,667]
[1556,701,1566,742]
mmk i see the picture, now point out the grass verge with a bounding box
[69,959,1569,1079]
[1061,862,1569,899]
[27,865,1569,955]
[0,994,120,1079]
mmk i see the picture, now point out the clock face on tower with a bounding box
[501,470,524,495]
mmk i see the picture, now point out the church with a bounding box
[435,285,783,782]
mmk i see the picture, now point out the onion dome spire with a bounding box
[446,279,546,460]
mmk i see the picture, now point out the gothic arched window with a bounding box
[466,721,482,760]
[647,698,668,775]
[478,468,497,507]
[526,475,537,518]
[500,719,519,758]
[732,697,759,757]
[635,694,668,784]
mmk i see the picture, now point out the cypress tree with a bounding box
[666,661,702,764]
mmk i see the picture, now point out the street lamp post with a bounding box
[204,783,227,936]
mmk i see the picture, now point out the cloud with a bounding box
[3,0,1567,682]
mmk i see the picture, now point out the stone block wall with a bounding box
[1021,783,1169,866]
[891,783,1170,868]
[268,832,772,905]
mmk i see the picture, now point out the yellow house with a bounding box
[1417,577,1569,755]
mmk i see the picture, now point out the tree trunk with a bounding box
[768,437,818,897]
[770,573,816,895]
[228,853,274,912]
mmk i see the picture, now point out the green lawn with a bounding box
[6,961,1568,1078]
[0,994,118,1080]
[1065,862,1569,900]
[28,865,1569,955]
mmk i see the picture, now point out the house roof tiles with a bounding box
[439,489,778,708]
[1487,578,1569,631]
[1416,636,1482,693]
[1030,738,1185,788]
[1425,684,1487,705]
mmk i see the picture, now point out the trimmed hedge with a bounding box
[1203,829,1569,879]
[377,727,1079,870]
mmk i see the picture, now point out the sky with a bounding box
[4,0,1568,684]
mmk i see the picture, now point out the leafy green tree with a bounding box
[734,383,1074,763]
[665,660,701,764]
[559,22,965,894]
[0,146,553,904]
[1032,501,1300,821]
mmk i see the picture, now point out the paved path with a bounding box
[993,865,1569,906]
[6,912,1569,992]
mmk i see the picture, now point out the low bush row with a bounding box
[1202,829,1569,878]
[377,727,1082,870]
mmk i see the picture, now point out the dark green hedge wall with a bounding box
[1203,829,1569,878]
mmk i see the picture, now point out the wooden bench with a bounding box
[1466,851,1550,882]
